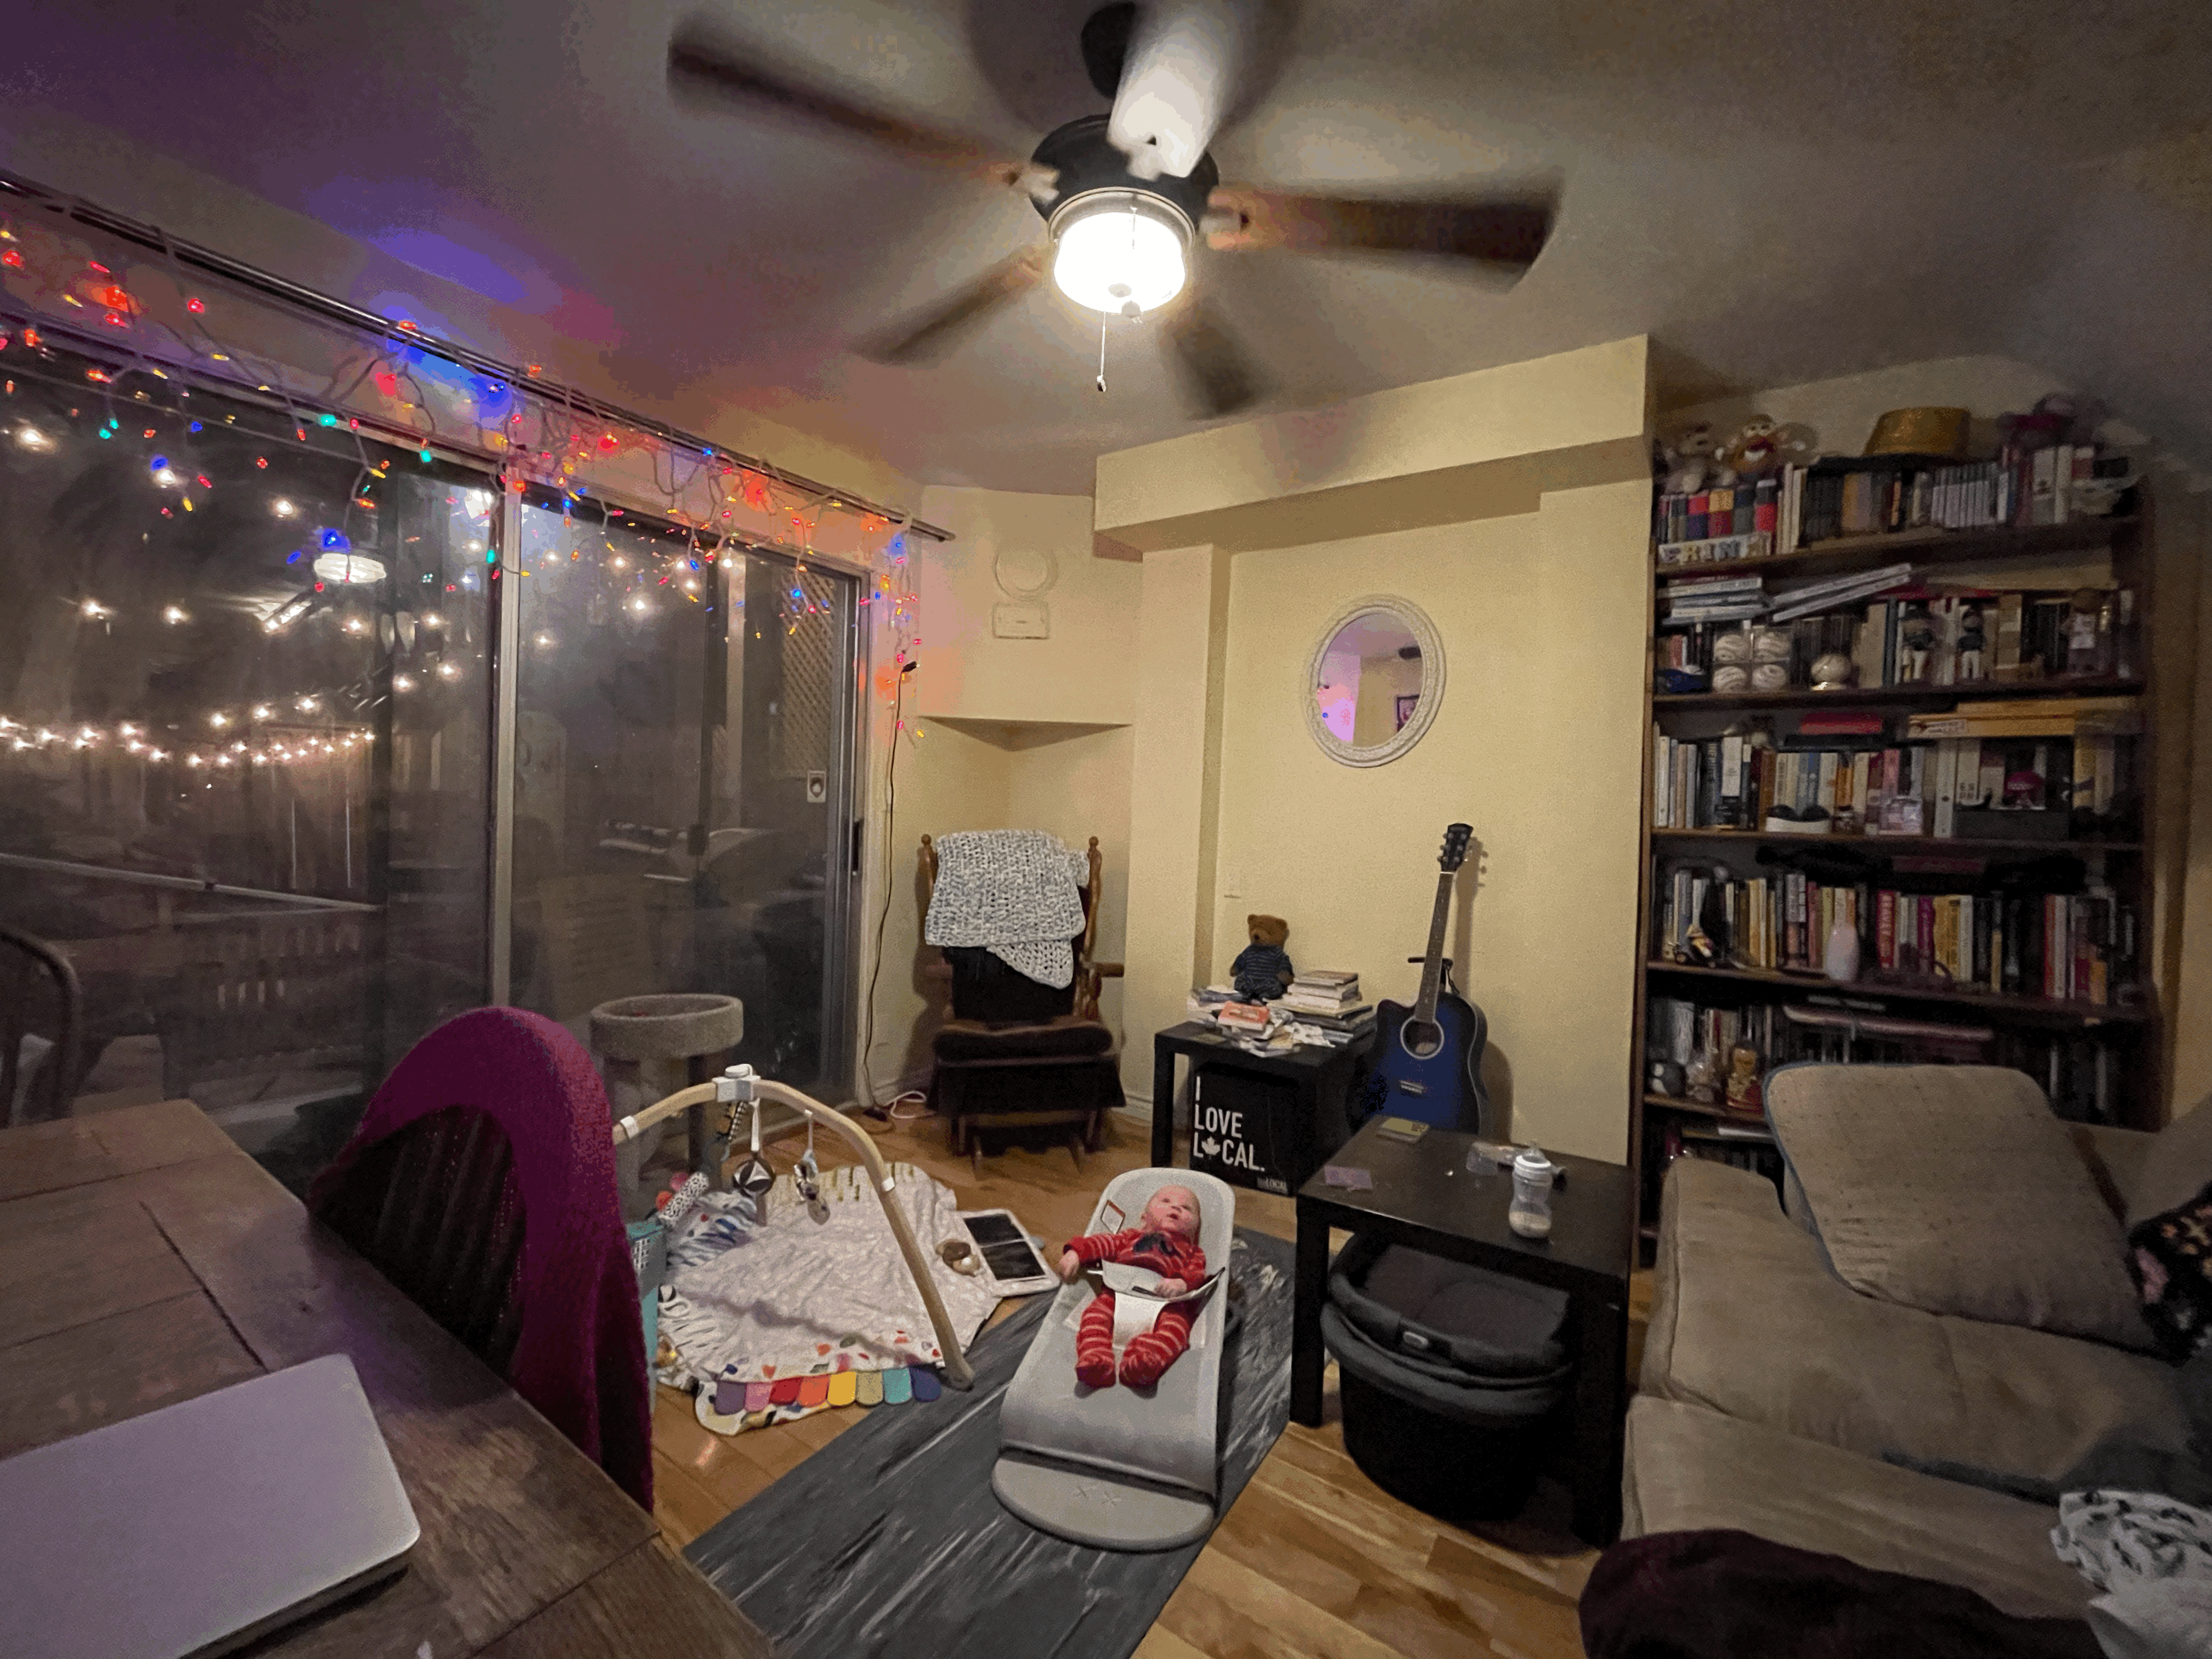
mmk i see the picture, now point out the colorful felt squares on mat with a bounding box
[696,1367,944,1434]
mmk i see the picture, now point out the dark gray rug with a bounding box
[685,1227,1295,1659]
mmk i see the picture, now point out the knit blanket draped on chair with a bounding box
[924,830,1087,990]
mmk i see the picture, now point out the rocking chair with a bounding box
[919,834,1124,1175]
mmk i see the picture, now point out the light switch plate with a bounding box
[992,601,1050,639]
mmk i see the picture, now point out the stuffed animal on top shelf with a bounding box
[1660,422,1720,494]
[1229,913,1295,1003]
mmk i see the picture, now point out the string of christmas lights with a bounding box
[0,199,927,731]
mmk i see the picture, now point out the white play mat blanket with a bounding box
[658,1161,999,1391]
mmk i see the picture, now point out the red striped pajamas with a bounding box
[1064,1227,1207,1389]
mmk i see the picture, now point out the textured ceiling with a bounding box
[3,0,2208,492]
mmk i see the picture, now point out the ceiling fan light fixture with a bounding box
[1049,191,1188,316]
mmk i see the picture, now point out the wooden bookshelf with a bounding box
[1655,515,2135,586]
[1655,676,2143,713]
[1642,1091,1774,1130]
[1630,500,2159,1252]
[1651,828,2142,856]
[1645,960,2151,1026]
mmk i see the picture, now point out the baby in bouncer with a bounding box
[1060,1184,1207,1389]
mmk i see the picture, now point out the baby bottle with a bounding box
[1509,1148,1556,1240]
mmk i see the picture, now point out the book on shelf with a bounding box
[1646,994,2123,1123]
[1653,478,1779,549]
[1765,563,1915,623]
[1656,532,1773,567]
[1658,1122,1783,1181]
[1650,863,2133,1006]
[1658,449,2132,559]
[1654,584,2135,693]
[1651,727,2132,840]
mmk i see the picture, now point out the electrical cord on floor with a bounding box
[856,662,917,1118]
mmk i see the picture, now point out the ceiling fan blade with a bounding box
[1164,295,1267,419]
[1204,185,1557,272]
[668,22,1042,189]
[859,246,1050,365]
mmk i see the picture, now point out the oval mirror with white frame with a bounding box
[1305,595,1445,768]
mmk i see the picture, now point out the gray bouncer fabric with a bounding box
[992,1166,1238,1551]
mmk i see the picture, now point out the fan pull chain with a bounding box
[1096,310,1109,393]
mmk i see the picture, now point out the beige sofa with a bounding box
[1627,1115,2186,1620]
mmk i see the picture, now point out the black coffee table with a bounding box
[1291,1117,1634,1544]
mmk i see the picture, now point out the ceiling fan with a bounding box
[667,3,1558,419]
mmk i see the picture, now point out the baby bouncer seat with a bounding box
[992,1167,1237,1550]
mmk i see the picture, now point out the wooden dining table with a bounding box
[0,1099,770,1658]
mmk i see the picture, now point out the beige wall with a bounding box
[1107,340,1657,1162]
[2159,489,2212,1115]
[1207,483,1653,1162]
[856,719,1011,1101]
[1006,724,1137,1034]
[856,487,1141,1098]
[1095,337,1650,543]
[1120,545,1235,1102]
[914,486,1140,726]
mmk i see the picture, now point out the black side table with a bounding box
[1149,1020,1373,1173]
[1290,1118,1634,1545]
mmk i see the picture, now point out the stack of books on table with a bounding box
[1274,971,1375,1041]
[1185,984,1238,1023]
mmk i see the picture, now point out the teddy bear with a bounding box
[1229,914,1295,1003]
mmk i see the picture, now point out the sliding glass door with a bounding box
[509,494,857,1094]
[0,328,864,1173]
[0,335,489,1180]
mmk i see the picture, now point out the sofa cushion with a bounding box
[1623,1396,2092,1621]
[1767,1063,2147,1350]
[1644,1158,2186,1482]
[2126,1092,2212,1231]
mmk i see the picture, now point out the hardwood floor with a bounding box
[647,1108,1643,1659]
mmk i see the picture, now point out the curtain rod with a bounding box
[0,167,951,542]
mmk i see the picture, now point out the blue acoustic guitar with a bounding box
[1364,823,1491,1133]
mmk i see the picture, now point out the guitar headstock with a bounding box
[1437,822,1473,873]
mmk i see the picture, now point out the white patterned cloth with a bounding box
[923,828,1087,989]
[657,1161,997,1389]
[2055,1491,2212,1593]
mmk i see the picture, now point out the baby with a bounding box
[1059,1184,1207,1389]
